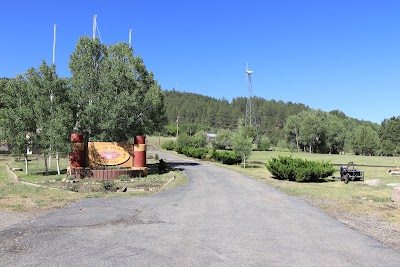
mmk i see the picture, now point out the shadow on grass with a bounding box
[270,175,337,183]
[242,165,261,169]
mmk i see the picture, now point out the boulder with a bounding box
[392,187,400,203]
[364,179,381,187]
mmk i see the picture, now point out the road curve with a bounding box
[1,151,399,267]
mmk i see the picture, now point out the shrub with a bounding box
[265,156,335,182]
[158,159,168,173]
[257,136,271,151]
[119,174,131,181]
[177,146,208,159]
[161,140,176,150]
[100,180,117,191]
[212,150,242,165]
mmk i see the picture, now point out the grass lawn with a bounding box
[0,153,187,212]
[224,151,400,225]
[145,136,400,226]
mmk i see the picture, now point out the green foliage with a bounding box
[213,128,232,149]
[257,136,271,151]
[69,37,166,141]
[177,131,207,148]
[379,116,400,156]
[119,174,131,181]
[161,140,176,150]
[231,119,253,168]
[100,180,117,191]
[351,125,380,156]
[163,90,309,142]
[176,146,208,159]
[265,156,335,182]
[211,150,242,165]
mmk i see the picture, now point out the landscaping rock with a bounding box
[392,187,400,203]
[386,183,400,187]
[364,179,381,187]
[117,186,127,192]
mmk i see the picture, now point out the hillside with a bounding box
[163,89,310,144]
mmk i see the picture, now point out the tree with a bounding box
[323,114,347,154]
[284,114,304,152]
[213,128,232,149]
[24,61,73,175]
[0,75,36,175]
[257,136,271,151]
[351,125,381,155]
[379,117,400,156]
[69,37,166,141]
[231,119,253,168]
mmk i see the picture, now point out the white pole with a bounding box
[93,15,97,40]
[129,29,132,48]
[53,24,57,64]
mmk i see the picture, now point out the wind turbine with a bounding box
[245,63,257,128]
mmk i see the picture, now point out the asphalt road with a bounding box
[1,151,399,267]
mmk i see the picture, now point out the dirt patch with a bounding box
[0,210,39,230]
[308,198,400,251]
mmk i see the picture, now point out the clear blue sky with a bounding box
[1,0,399,124]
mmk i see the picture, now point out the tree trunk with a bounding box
[243,157,246,169]
[48,154,52,168]
[24,154,29,176]
[56,152,60,175]
[43,153,49,176]
[309,144,312,154]
[295,135,300,152]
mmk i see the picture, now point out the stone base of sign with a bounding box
[72,167,147,180]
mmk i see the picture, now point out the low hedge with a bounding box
[265,156,335,182]
[176,146,208,159]
[209,149,242,165]
[161,140,176,150]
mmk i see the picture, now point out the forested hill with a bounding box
[163,89,310,144]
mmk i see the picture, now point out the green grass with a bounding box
[145,137,400,226]
[0,153,187,212]
[221,150,400,225]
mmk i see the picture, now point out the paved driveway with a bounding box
[1,151,399,266]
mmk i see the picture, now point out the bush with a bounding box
[212,150,242,165]
[265,156,335,182]
[161,140,176,150]
[119,174,131,181]
[177,146,208,159]
[100,180,117,191]
[257,136,271,151]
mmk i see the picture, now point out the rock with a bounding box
[392,187,400,203]
[364,179,381,187]
[386,183,400,187]
[117,186,127,193]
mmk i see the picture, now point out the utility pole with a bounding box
[93,15,97,40]
[52,24,56,65]
[129,29,132,48]
[176,116,179,137]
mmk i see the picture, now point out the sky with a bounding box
[1,0,399,124]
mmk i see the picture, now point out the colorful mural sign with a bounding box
[88,142,132,167]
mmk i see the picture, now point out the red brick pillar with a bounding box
[133,136,146,167]
[70,134,86,168]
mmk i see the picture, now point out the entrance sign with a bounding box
[88,142,132,167]
[69,134,147,179]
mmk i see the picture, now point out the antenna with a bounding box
[93,15,97,40]
[129,29,132,48]
[52,24,57,64]
[245,63,257,128]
